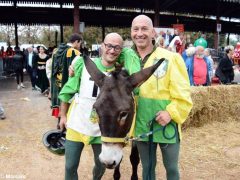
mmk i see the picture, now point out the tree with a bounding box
[0,25,15,46]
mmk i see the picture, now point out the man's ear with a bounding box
[152,28,157,39]
[100,43,104,50]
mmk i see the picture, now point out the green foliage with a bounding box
[0,25,238,51]
[185,31,228,48]
[63,26,74,43]
[82,27,102,47]
[81,26,131,48]
[39,26,59,47]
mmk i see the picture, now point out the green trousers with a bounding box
[65,140,106,180]
[136,141,180,180]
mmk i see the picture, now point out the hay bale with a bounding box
[183,85,240,129]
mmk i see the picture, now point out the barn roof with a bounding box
[0,0,240,33]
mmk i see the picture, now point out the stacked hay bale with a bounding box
[183,85,240,129]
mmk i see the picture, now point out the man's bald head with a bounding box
[104,33,123,46]
[101,33,123,66]
[131,15,155,51]
[131,15,153,28]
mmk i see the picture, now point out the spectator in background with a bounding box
[185,42,194,50]
[204,48,214,80]
[194,34,208,49]
[0,103,6,120]
[155,35,165,48]
[185,46,212,86]
[168,32,185,54]
[215,45,235,84]
[233,42,240,65]
[51,33,81,128]
[12,47,26,89]
[162,30,172,47]
[5,46,14,73]
[46,48,58,100]
[36,46,49,95]
[0,46,5,72]
[182,46,195,62]
[0,46,4,58]
[26,46,38,90]
[80,42,89,56]
[170,29,179,43]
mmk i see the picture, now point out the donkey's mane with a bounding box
[111,63,129,78]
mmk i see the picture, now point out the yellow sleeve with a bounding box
[67,48,81,58]
[166,53,193,124]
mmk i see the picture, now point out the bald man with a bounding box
[58,33,123,180]
[119,14,193,180]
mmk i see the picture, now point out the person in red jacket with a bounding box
[233,42,240,65]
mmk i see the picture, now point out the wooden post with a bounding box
[227,17,231,45]
[154,0,160,27]
[214,1,220,50]
[102,1,106,41]
[14,22,18,48]
[73,0,80,34]
[60,24,64,43]
[14,1,19,47]
[60,1,64,43]
[102,25,105,42]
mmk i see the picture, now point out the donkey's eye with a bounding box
[119,111,129,121]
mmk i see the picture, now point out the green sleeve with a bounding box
[58,57,84,103]
[118,48,128,65]
[118,48,141,75]
[118,47,141,95]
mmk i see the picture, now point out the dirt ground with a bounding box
[0,76,239,180]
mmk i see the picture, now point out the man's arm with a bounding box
[59,102,69,130]
[58,56,84,130]
[68,55,80,77]
[164,53,193,125]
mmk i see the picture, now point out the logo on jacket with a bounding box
[153,58,168,78]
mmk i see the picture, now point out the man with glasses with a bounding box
[58,33,123,180]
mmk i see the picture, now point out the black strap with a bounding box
[148,119,154,180]
[92,83,98,97]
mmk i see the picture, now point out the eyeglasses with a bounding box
[103,43,122,52]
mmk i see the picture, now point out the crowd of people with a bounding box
[154,30,239,85]
[0,45,51,95]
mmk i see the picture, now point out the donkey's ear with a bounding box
[83,55,106,87]
[128,58,165,89]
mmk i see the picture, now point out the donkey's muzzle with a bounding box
[99,143,123,169]
[104,160,116,169]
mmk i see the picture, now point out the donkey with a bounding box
[83,55,164,179]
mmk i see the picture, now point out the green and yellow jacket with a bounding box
[119,47,193,143]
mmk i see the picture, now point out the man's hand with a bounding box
[59,116,67,130]
[68,65,75,77]
[155,111,171,126]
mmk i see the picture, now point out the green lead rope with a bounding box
[147,118,177,180]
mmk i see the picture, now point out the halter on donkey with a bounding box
[83,55,164,176]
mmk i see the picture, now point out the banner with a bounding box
[172,24,184,32]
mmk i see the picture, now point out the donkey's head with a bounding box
[83,55,164,169]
